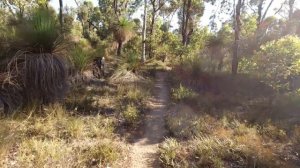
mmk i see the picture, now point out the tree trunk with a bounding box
[113,0,118,14]
[142,0,147,63]
[232,0,242,75]
[148,5,155,58]
[181,0,187,46]
[117,41,123,56]
[289,0,295,20]
[256,0,263,29]
[182,0,191,46]
[59,0,63,32]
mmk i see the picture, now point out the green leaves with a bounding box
[254,35,300,92]
[70,46,92,72]
[17,7,60,53]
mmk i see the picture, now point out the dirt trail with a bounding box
[130,72,169,168]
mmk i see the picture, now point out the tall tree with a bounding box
[249,0,275,29]
[288,0,295,20]
[1,0,36,18]
[59,0,63,32]
[179,0,204,46]
[148,0,165,57]
[142,0,147,62]
[232,0,243,75]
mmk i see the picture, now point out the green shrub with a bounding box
[127,51,140,70]
[122,104,140,125]
[182,55,203,76]
[159,138,182,167]
[17,7,60,53]
[126,87,147,103]
[81,141,121,167]
[70,46,92,72]
[253,35,300,92]
[193,136,243,168]
[171,84,197,101]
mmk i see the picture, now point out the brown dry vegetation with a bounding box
[159,67,300,168]
[0,66,152,167]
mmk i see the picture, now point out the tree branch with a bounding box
[261,0,275,21]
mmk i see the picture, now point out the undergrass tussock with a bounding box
[0,104,127,167]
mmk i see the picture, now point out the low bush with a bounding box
[253,35,300,92]
[80,140,122,167]
[171,84,197,101]
[159,138,183,167]
[0,104,125,167]
[163,105,293,167]
[122,104,140,125]
[16,139,72,167]
[70,46,92,73]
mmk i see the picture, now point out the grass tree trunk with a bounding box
[142,0,147,63]
[117,41,123,56]
[232,0,242,75]
[59,0,63,32]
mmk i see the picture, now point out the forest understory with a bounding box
[1,0,300,167]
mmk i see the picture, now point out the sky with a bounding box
[49,0,300,30]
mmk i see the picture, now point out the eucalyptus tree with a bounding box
[75,0,102,42]
[1,0,37,18]
[179,0,205,46]
[288,0,296,20]
[142,0,147,62]
[248,0,275,29]
[59,0,63,31]
[232,0,244,75]
[148,0,166,57]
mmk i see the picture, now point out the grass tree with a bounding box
[113,18,135,56]
[1,7,68,113]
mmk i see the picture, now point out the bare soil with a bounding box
[130,72,169,168]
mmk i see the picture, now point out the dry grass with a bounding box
[0,103,129,168]
[162,103,299,167]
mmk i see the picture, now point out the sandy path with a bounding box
[130,72,169,168]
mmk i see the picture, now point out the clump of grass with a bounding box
[159,138,183,167]
[0,103,124,167]
[65,87,100,114]
[163,105,291,167]
[79,140,122,167]
[117,84,149,104]
[292,126,300,145]
[70,46,92,73]
[126,87,146,103]
[166,107,220,139]
[171,84,197,101]
[192,136,244,168]
[16,139,72,168]
[259,121,287,142]
[122,104,140,125]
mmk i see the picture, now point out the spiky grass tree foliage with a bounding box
[113,18,135,56]
[16,7,61,52]
[0,7,68,113]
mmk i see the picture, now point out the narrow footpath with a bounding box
[130,72,169,168]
